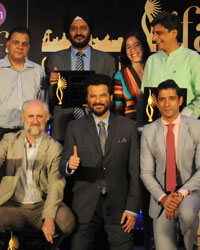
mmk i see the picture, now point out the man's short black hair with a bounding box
[151,11,181,41]
[157,79,182,98]
[7,26,31,42]
[84,74,114,96]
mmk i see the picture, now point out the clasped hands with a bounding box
[160,192,184,221]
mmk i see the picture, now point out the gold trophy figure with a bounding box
[56,73,67,105]
[7,231,19,250]
[146,89,157,122]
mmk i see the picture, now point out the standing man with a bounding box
[137,11,200,127]
[45,5,116,143]
[0,26,47,140]
[0,100,75,249]
[59,74,141,250]
[140,79,200,250]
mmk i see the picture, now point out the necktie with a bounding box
[76,51,84,70]
[98,121,106,156]
[98,121,107,194]
[166,124,176,192]
[73,52,85,119]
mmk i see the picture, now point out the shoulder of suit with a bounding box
[142,119,161,133]
[43,133,63,150]
[1,130,24,143]
[91,48,114,58]
[181,115,200,128]
[111,113,137,127]
[47,48,70,58]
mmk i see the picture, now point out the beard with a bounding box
[88,102,111,117]
[24,123,45,137]
[68,33,91,49]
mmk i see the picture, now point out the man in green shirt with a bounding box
[137,11,200,126]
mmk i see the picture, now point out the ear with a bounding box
[110,94,113,102]
[6,41,9,50]
[21,113,25,123]
[172,29,178,39]
[179,96,183,106]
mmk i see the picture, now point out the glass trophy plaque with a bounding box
[54,70,95,107]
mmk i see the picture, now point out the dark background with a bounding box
[0,0,199,66]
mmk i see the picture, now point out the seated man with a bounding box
[0,100,75,249]
[140,79,200,250]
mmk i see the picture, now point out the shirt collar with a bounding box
[71,45,91,59]
[161,113,181,127]
[0,55,35,69]
[161,44,184,58]
[24,134,43,148]
[92,112,110,127]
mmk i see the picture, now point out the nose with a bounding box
[164,100,170,107]
[152,33,157,42]
[17,43,23,49]
[33,116,39,124]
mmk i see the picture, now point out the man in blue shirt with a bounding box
[45,5,116,144]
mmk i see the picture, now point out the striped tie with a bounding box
[73,52,85,119]
[76,52,84,70]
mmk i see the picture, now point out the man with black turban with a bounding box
[45,5,116,144]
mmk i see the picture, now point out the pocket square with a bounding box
[117,137,128,143]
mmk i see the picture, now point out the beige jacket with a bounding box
[0,130,64,219]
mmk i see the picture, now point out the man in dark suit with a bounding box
[140,80,200,250]
[45,5,116,143]
[59,74,141,250]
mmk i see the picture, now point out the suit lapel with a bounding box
[34,132,49,172]
[105,113,117,156]
[155,119,166,162]
[86,114,102,155]
[177,116,188,168]
[14,131,26,172]
[90,48,98,71]
[64,49,71,70]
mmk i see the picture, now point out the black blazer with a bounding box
[59,113,142,223]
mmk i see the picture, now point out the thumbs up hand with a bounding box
[69,146,80,170]
[50,66,59,85]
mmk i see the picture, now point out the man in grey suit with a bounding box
[0,100,74,249]
[59,74,141,250]
[140,79,200,250]
[45,5,116,143]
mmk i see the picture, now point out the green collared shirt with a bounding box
[141,44,200,118]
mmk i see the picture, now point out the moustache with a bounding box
[93,103,105,107]
[74,34,85,39]
[30,123,40,127]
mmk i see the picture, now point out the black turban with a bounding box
[64,5,93,36]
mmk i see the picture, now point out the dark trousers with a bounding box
[70,194,134,250]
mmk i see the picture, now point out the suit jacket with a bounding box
[45,46,116,79]
[59,113,141,224]
[140,115,200,219]
[45,46,117,141]
[0,130,65,219]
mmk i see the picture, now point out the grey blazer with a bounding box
[0,131,65,219]
[140,115,200,219]
[45,46,116,78]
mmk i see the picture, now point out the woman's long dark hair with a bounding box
[120,30,151,68]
